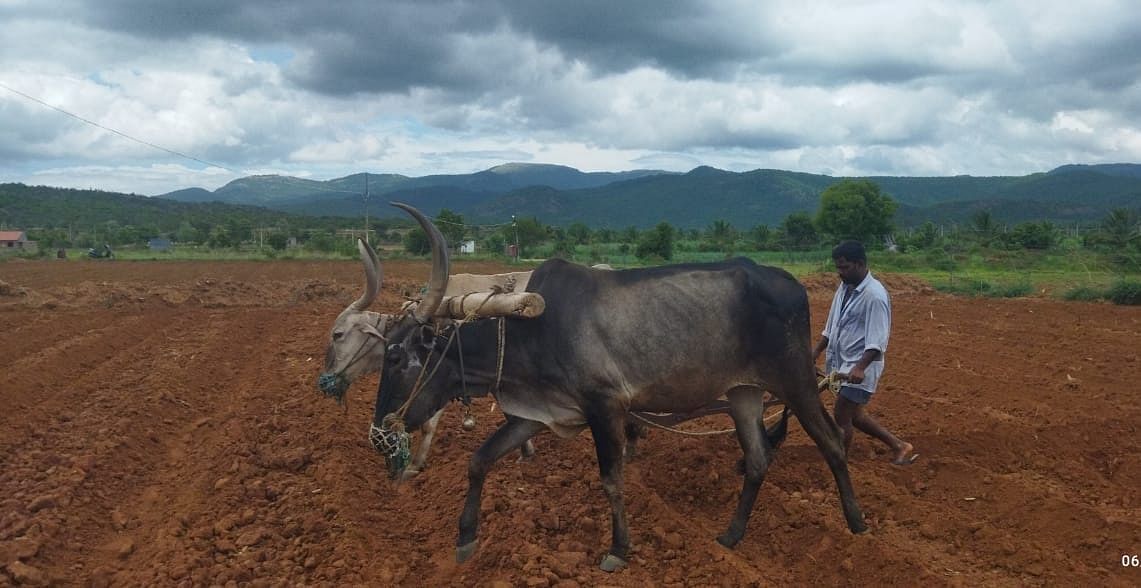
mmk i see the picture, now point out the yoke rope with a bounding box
[629,372,842,437]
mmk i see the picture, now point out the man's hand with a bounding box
[847,365,866,384]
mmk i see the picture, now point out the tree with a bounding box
[911,221,939,250]
[175,221,201,243]
[1009,221,1057,250]
[307,230,336,253]
[403,228,430,255]
[567,222,592,245]
[704,220,737,252]
[1100,208,1140,249]
[501,216,548,256]
[748,224,773,250]
[636,221,675,261]
[266,233,289,251]
[207,226,234,249]
[815,180,897,244]
[436,209,466,250]
[970,210,998,247]
[778,212,818,250]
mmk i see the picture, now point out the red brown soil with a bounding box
[1,259,1138,587]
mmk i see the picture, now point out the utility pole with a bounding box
[512,214,519,262]
[363,172,370,245]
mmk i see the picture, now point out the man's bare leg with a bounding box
[853,409,916,464]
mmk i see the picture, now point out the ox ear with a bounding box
[361,322,385,340]
[417,324,436,351]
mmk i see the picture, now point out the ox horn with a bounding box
[352,238,383,311]
[391,202,450,320]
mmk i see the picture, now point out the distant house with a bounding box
[0,230,37,255]
[459,240,476,254]
[147,238,172,252]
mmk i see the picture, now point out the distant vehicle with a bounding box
[87,244,114,259]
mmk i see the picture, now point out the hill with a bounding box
[9,163,1140,234]
[0,183,337,233]
[161,163,673,210]
[152,162,1141,228]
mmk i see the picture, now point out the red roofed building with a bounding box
[0,230,37,255]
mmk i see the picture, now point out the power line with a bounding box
[0,80,361,196]
[1,81,522,226]
[0,80,235,173]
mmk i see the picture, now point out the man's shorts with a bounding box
[839,385,873,405]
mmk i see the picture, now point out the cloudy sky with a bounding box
[2,0,1140,195]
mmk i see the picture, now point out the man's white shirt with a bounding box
[822,271,891,394]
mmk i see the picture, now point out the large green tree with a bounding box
[815,180,897,244]
[778,212,819,250]
[436,209,466,250]
[636,221,675,261]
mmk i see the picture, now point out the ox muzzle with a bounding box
[369,414,411,479]
[316,372,349,403]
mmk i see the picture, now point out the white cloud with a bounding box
[1,0,1140,194]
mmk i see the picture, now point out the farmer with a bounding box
[812,240,918,465]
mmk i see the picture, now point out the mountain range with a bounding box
[157,162,1141,229]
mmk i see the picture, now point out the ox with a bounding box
[370,203,867,571]
[318,237,536,477]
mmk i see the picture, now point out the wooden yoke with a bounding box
[436,291,545,319]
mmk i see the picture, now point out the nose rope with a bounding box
[393,290,503,420]
[394,324,458,419]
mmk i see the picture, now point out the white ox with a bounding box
[318,240,611,477]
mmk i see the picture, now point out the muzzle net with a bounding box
[369,413,411,478]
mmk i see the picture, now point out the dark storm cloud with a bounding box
[68,0,504,94]
[495,0,782,79]
[60,0,786,96]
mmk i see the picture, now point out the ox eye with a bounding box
[332,331,344,341]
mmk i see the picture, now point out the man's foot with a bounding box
[891,442,919,465]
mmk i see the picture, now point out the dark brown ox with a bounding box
[371,203,867,572]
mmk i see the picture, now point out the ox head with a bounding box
[317,238,392,403]
[368,203,460,469]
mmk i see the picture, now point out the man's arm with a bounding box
[813,336,829,362]
[845,349,881,384]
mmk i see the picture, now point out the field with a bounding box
[1,258,1138,587]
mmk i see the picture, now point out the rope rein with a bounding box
[394,289,507,421]
[629,372,842,437]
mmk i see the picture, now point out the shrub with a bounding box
[992,283,1033,298]
[936,278,992,297]
[1107,280,1141,305]
[1062,286,1104,302]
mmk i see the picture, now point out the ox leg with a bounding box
[456,416,546,563]
[781,367,867,534]
[718,387,773,548]
[402,409,444,480]
[623,419,645,461]
[586,408,630,571]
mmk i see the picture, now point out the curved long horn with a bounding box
[352,238,382,310]
[391,202,449,320]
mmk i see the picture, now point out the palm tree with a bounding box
[970,210,997,247]
[1101,208,1140,248]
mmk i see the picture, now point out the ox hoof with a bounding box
[456,540,478,563]
[398,467,422,482]
[599,554,627,572]
[716,533,741,549]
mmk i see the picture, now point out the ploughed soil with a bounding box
[1,258,1138,587]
